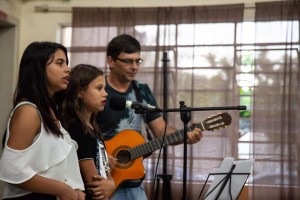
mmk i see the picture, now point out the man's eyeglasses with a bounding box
[114,57,143,65]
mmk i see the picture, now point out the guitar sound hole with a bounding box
[116,150,131,165]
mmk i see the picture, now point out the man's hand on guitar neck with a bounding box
[147,117,203,146]
[187,127,203,144]
[165,124,203,145]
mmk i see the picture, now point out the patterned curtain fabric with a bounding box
[250,1,300,199]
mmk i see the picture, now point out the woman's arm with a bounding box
[79,159,99,183]
[7,105,41,149]
[16,175,79,200]
[87,174,115,200]
[80,160,115,200]
[7,105,85,200]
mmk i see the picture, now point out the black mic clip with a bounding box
[131,103,146,110]
[131,104,147,114]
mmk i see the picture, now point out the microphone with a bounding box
[109,96,158,111]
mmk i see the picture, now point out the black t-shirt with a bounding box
[97,79,161,140]
[68,119,97,161]
[68,119,109,199]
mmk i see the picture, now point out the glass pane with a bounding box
[240,96,251,108]
[72,27,117,46]
[135,25,158,45]
[249,160,298,185]
[178,23,235,45]
[139,50,176,68]
[70,52,106,68]
[255,48,299,72]
[177,47,235,67]
[255,21,299,43]
[139,51,156,68]
[136,25,176,46]
[61,26,72,47]
[175,69,233,90]
[236,22,256,44]
[159,25,176,46]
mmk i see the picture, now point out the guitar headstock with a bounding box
[201,112,232,131]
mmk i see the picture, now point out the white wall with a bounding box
[0,2,20,144]
[0,1,22,197]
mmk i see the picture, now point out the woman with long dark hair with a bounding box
[0,41,85,200]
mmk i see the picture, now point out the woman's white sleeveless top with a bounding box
[0,101,84,198]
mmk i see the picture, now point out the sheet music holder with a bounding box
[198,157,254,200]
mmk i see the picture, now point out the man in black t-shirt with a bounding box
[97,34,203,200]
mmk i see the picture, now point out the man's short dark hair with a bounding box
[107,34,141,58]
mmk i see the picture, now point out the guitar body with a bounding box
[104,112,232,197]
[104,130,146,194]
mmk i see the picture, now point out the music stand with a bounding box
[198,157,254,200]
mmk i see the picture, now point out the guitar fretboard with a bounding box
[129,124,202,160]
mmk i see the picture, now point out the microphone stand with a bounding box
[179,101,191,200]
[134,103,247,200]
[160,52,172,200]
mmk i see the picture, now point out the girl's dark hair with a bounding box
[14,41,69,137]
[62,64,103,138]
[107,34,141,59]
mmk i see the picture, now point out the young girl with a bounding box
[0,41,85,199]
[62,64,115,200]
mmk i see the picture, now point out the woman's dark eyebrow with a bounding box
[56,58,65,62]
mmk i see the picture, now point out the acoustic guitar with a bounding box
[104,112,232,196]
